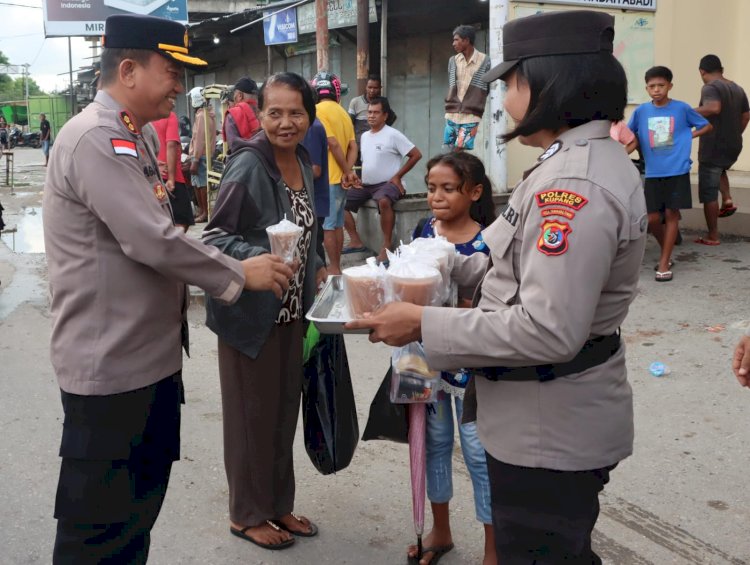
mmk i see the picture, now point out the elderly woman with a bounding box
[203,72,327,551]
[350,11,647,564]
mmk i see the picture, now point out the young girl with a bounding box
[407,151,497,565]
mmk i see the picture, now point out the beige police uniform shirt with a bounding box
[43,90,245,396]
[422,121,647,471]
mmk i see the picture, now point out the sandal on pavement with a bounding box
[654,260,674,271]
[272,512,319,537]
[230,521,295,550]
[655,270,673,282]
[718,205,738,218]
[407,543,455,565]
[694,237,720,246]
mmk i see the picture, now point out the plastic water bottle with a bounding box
[649,362,671,377]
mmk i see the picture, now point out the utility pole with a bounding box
[315,0,329,72]
[356,0,369,95]
[23,64,29,125]
[68,37,76,117]
[488,0,508,192]
[380,0,388,94]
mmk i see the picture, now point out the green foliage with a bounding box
[0,49,46,104]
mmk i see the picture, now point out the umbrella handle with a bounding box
[417,534,423,559]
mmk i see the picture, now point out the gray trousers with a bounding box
[217,320,304,526]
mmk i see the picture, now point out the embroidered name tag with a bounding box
[111,139,138,158]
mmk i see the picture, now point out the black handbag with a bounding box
[361,366,410,444]
[302,331,359,475]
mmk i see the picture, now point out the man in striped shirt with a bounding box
[444,25,491,150]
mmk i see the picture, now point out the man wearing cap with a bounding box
[222,76,261,154]
[43,14,294,563]
[444,25,491,151]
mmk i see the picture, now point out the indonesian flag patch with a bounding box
[111,138,138,158]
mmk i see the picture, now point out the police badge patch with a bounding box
[537,220,571,256]
[153,182,167,201]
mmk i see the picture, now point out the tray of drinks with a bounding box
[306,276,370,335]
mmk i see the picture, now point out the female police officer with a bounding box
[348,10,647,564]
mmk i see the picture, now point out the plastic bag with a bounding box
[361,365,410,443]
[266,214,303,265]
[385,251,442,306]
[343,257,387,318]
[399,237,457,305]
[302,329,359,475]
[390,341,440,404]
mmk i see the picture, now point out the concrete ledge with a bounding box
[355,192,510,252]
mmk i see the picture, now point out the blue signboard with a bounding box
[263,7,298,46]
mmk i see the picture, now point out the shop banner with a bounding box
[297,0,377,35]
[534,0,656,11]
[263,6,298,46]
[43,0,188,37]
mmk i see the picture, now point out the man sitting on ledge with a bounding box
[344,96,422,262]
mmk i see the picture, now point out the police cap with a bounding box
[103,14,207,68]
[483,10,615,83]
[234,77,259,95]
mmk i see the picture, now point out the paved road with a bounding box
[1,147,749,564]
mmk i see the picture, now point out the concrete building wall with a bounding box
[503,0,750,187]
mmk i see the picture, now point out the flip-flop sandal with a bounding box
[407,543,455,565]
[230,521,295,550]
[654,260,674,271]
[655,270,673,282]
[272,512,319,537]
[342,246,368,254]
[718,205,738,218]
[694,237,721,246]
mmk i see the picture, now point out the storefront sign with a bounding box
[43,0,188,37]
[297,0,377,35]
[528,0,656,11]
[263,6,298,46]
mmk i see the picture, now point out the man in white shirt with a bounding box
[344,97,422,261]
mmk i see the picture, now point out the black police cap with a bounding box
[234,77,259,95]
[103,14,207,68]
[484,10,615,83]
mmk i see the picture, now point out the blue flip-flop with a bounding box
[342,246,368,254]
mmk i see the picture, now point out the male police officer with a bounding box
[43,14,293,563]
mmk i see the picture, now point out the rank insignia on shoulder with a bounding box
[537,220,571,256]
[154,182,167,201]
[111,138,138,158]
[535,189,588,211]
[119,111,139,135]
[537,140,562,162]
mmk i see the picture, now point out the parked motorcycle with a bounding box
[7,127,42,149]
[21,130,42,148]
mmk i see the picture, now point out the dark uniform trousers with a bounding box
[53,372,184,564]
[486,453,614,565]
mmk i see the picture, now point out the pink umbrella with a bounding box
[408,403,427,561]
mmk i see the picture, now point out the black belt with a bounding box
[472,331,621,383]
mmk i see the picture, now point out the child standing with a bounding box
[628,66,712,281]
[408,152,496,565]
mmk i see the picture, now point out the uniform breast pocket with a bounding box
[479,217,520,305]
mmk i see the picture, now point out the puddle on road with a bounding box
[1,206,45,253]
